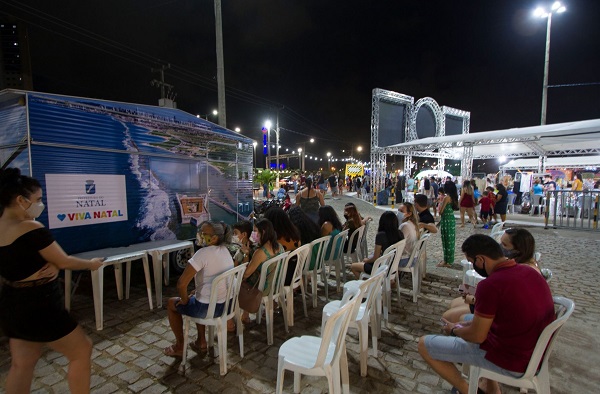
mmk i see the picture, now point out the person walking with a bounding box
[459,180,478,228]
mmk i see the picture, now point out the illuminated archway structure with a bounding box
[370,88,470,193]
[370,87,600,194]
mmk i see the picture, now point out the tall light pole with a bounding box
[214,0,226,127]
[327,152,331,171]
[298,138,315,172]
[534,1,566,125]
[264,120,272,170]
[252,141,257,167]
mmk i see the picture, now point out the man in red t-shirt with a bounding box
[478,191,493,228]
[418,234,554,394]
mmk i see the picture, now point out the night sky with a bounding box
[3,0,600,168]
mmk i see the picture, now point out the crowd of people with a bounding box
[0,166,561,394]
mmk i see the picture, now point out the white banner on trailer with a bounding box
[45,174,128,229]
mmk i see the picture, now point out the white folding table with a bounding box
[66,247,153,330]
[146,240,194,308]
[65,239,194,330]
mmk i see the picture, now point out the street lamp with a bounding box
[327,152,331,170]
[197,109,218,121]
[234,127,241,132]
[533,1,566,125]
[252,141,257,167]
[298,138,315,172]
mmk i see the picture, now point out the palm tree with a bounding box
[255,169,277,198]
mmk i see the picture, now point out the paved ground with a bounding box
[1,192,599,393]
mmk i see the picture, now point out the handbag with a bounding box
[238,280,262,313]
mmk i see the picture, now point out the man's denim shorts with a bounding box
[424,335,523,378]
[176,295,225,319]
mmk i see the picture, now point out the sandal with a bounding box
[189,341,207,353]
[437,261,453,268]
[163,344,183,358]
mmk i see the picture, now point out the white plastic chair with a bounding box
[530,194,545,216]
[256,251,290,345]
[344,249,399,322]
[282,244,311,327]
[276,286,363,394]
[360,218,372,261]
[489,221,504,239]
[506,193,517,214]
[322,269,386,377]
[304,236,331,308]
[468,296,575,394]
[180,263,247,376]
[398,234,430,303]
[341,225,365,282]
[322,229,349,300]
[418,230,430,279]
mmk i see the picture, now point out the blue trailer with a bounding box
[0,90,254,267]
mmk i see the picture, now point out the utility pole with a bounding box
[214,0,227,127]
[151,64,175,108]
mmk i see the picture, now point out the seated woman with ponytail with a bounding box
[164,221,234,357]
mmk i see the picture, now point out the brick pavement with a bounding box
[1,192,598,393]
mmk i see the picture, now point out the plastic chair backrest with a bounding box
[490,221,504,237]
[521,296,575,378]
[204,263,248,320]
[314,287,362,368]
[305,236,331,274]
[384,239,407,279]
[285,244,312,290]
[344,225,365,260]
[360,218,372,257]
[326,229,349,262]
[258,252,290,298]
[356,269,386,321]
[360,250,395,280]
[507,193,517,205]
[405,234,429,269]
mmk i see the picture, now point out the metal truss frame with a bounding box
[544,148,600,155]
[500,159,600,171]
[460,145,474,180]
[408,97,445,141]
[404,155,413,179]
[371,88,413,192]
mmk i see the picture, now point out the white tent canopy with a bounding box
[385,118,600,160]
[500,156,600,171]
[414,169,453,179]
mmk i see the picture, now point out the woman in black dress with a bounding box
[0,168,103,393]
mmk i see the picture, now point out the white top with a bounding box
[188,245,234,303]
[399,221,418,259]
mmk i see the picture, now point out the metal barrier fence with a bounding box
[544,190,600,231]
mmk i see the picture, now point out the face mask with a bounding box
[473,257,489,278]
[21,199,45,219]
[500,245,519,259]
[250,231,260,244]
[397,211,405,222]
[231,235,241,245]
[343,214,349,220]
